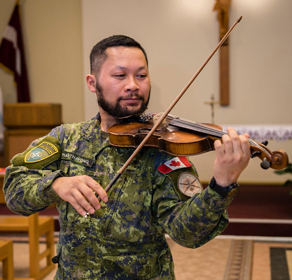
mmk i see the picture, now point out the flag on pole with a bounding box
[0,1,30,102]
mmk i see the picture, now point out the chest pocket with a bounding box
[57,159,104,224]
[98,168,155,243]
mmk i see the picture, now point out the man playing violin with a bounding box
[4,35,250,279]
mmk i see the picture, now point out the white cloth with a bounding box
[222,125,292,141]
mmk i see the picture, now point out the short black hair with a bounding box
[90,35,148,75]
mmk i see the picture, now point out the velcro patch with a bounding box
[166,167,201,201]
[177,172,203,197]
[158,156,192,174]
[24,141,58,163]
[11,136,61,169]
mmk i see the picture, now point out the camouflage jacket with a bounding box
[4,115,236,279]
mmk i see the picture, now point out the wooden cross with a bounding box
[213,0,231,106]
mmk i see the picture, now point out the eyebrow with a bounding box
[115,66,147,71]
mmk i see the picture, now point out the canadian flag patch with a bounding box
[158,156,192,174]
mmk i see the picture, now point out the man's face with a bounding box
[95,46,151,118]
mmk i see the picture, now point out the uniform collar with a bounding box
[80,114,103,141]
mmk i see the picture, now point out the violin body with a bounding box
[108,117,289,170]
[108,120,221,156]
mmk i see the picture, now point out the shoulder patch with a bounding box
[177,172,203,197]
[158,156,192,174]
[24,141,58,163]
[11,136,61,169]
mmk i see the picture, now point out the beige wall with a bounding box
[0,0,291,183]
[0,0,84,123]
[81,0,292,183]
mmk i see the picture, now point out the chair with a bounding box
[0,213,55,280]
[0,240,14,280]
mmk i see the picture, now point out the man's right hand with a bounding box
[52,175,108,217]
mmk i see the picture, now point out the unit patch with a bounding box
[158,156,192,174]
[177,172,202,197]
[24,141,58,163]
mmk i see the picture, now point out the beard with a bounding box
[95,82,150,118]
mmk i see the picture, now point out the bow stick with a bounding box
[103,16,243,195]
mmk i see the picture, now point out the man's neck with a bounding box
[99,110,117,132]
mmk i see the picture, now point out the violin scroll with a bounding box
[250,141,289,170]
[266,149,289,170]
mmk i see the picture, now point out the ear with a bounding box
[86,74,97,92]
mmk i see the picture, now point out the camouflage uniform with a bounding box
[4,115,236,279]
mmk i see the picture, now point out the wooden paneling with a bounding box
[3,103,62,127]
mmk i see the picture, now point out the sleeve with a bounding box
[152,164,236,249]
[3,126,66,216]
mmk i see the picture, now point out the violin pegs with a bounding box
[251,151,261,158]
[261,140,268,146]
[260,158,271,170]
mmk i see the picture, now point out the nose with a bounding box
[125,76,139,92]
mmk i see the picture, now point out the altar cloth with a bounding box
[222,125,292,141]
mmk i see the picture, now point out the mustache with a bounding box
[118,93,144,101]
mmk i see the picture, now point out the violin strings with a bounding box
[169,118,225,137]
[169,118,272,158]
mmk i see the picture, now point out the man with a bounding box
[4,35,250,279]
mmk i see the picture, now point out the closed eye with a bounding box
[113,74,126,79]
[136,74,147,79]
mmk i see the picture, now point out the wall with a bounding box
[0,0,291,183]
[82,0,292,183]
[0,0,84,123]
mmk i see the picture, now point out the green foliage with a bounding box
[274,163,292,175]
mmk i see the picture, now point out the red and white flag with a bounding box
[158,156,192,174]
[0,2,30,102]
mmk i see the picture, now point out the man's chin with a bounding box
[124,104,145,113]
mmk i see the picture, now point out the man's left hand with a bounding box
[213,128,250,186]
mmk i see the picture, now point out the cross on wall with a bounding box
[213,0,232,106]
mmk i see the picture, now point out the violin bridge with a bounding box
[139,112,156,122]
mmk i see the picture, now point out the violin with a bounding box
[108,114,289,171]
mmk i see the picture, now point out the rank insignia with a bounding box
[24,141,59,163]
